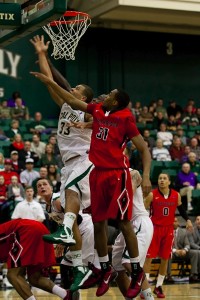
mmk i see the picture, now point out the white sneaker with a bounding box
[188,203,193,211]
[2,277,13,289]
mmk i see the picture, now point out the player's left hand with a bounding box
[186,219,193,232]
[141,176,152,197]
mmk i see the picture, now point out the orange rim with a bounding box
[50,11,90,26]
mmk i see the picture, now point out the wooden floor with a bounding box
[0,283,200,300]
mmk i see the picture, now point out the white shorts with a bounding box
[61,212,99,268]
[60,155,93,210]
[112,215,153,271]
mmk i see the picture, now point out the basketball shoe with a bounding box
[96,267,118,297]
[126,268,146,298]
[81,262,102,289]
[153,286,165,298]
[43,225,75,245]
[70,266,91,292]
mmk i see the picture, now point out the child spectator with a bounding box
[7,175,25,203]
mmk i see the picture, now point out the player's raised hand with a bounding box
[30,35,50,54]
[30,71,54,85]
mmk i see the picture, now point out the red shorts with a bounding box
[146,224,174,260]
[89,168,133,222]
[2,220,56,276]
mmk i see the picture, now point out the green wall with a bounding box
[1,27,200,118]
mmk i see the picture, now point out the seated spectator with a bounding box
[152,111,167,130]
[30,133,46,159]
[47,164,61,193]
[169,137,185,162]
[0,175,7,204]
[7,175,25,203]
[182,104,199,127]
[196,108,200,124]
[132,101,142,121]
[190,138,200,160]
[142,129,156,150]
[7,91,26,107]
[187,215,200,250]
[188,152,200,177]
[0,159,19,186]
[175,162,197,211]
[10,150,24,174]
[39,144,58,168]
[167,217,200,283]
[194,130,200,146]
[157,123,173,147]
[48,134,63,168]
[10,133,24,155]
[0,128,9,141]
[183,99,197,114]
[152,139,171,161]
[137,106,154,124]
[20,158,40,187]
[10,97,29,120]
[0,99,11,119]
[148,100,157,116]
[181,145,191,163]
[166,100,183,120]
[155,98,168,118]
[166,115,180,132]
[18,140,39,168]
[174,126,187,146]
[27,112,50,135]
[0,152,5,171]
[6,119,23,141]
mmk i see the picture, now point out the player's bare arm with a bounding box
[130,170,142,193]
[144,192,153,209]
[31,72,88,112]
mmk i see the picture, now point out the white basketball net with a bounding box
[43,11,91,60]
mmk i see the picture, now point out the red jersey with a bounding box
[150,188,179,226]
[87,103,140,168]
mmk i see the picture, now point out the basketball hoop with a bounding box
[43,11,91,60]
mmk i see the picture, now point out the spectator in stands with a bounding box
[169,137,185,162]
[188,215,200,251]
[187,152,200,177]
[48,134,63,168]
[7,175,25,203]
[148,100,157,116]
[9,133,24,155]
[0,99,11,119]
[0,152,5,171]
[166,217,200,283]
[10,97,29,120]
[30,133,46,159]
[166,115,180,132]
[157,123,173,147]
[182,105,199,127]
[190,138,200,160]
[10,150,24,174]
[166,100,183,120]
[19,158,40,187]
[175,162,197,211]
[196,108,200,124]
[1,159,19,186]
[39,143,58,167]
[174,126,187,146]
[18,140,39,168]
[194,130,200,146]
[138,106,154,124]
[6,119,23,141]
[152,139,171,161]
[0,175,7,204]
[143,129,156,150]
[155,98,168,118]
[47,164,61,193]
[27,111,50,135]
[184,99,197,114]
[7,91,26,107]
[152,111,167,130]
[132,101,142,121]
[11,186,45,222]
[181,145,191,163]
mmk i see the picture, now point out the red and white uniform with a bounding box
[0,219,56,276]
[87,103,140,222]
[147,188,179,259]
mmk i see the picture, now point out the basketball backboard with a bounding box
[0,0,68,47]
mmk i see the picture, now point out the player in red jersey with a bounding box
[30,71,152,299]
[0,219,71,300]
[143,172,193,298]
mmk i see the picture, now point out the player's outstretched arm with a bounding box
[30,72,88,112]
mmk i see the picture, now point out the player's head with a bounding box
[102,89,130,111]
[70,84,94,103]
[36,178,53,197]
[158,173,171,188]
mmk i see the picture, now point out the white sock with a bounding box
[71,250,83,267]
[2,268,8,276]
[146,273,150,280]
[99,255,109,263]
[26,296,36,300]
[142,288,155,299]
[93,249,101,269]
[130,256,140,263]
[156,274,165,287]
[52,285,67,298]
[63,212,76,229]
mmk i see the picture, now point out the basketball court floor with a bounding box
[0,283,200,300]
